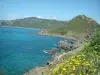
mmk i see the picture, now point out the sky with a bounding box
[0,0,100,23]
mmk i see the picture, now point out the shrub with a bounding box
[48,30,100,75]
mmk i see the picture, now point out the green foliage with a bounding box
[90,30,100,46]
[49,26,68,35]
[60,31,67,35]
[48,30,100,75]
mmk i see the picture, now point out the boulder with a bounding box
[56,40,76,51]
[44,48,58,54]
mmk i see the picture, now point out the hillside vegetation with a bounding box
[0,17,66,29]
[48,29,100,75]
[49,15,100,35]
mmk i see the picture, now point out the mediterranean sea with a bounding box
[0,26,61,75]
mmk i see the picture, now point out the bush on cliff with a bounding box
[48,30,100,75]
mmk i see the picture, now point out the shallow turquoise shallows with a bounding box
[0,26,61,75]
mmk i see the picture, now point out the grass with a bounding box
[48,26,68,35]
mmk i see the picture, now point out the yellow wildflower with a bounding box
[81,54,85,56]
[80,74,82,75]
[69,62,73,65]
[94,69,96,72]
[77,55,81,58]
[74,61,80,65]
[71,56,75,59]
[71,58,75,61]
[59,74,63,75]
[53,67,59,73]
[62,68,66,71]
[72,66,75,70]
[70,73,74,75]
[86,63,90,66]
[66,60,69,63]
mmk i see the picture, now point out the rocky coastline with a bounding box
[24,30,83,75]
[24,42,85,75]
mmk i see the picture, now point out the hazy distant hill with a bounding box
[49,15,100,35]
[0,17,66,29]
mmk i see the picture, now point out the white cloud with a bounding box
[5,14,56,20]
[52,16,56,19]
[36,16,56,20]
[37,16,43,18]
[97,21,100,24]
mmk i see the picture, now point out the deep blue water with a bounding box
[0,26,61,75]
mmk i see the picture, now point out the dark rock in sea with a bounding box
[44,48,58,54]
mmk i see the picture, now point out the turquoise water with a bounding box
[0,26,61,75]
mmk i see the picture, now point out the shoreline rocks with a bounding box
[56,39,78,51]
[24,30,82,75]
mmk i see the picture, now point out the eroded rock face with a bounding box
[56,40,76,51]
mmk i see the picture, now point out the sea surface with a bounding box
[0,26,61,75]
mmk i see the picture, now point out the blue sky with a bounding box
[0,0,100,23]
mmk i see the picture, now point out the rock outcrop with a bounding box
[56,39,78,51]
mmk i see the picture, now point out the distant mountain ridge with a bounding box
[0,17,66,29]
[49,15,100,35]
[66,15,99,32]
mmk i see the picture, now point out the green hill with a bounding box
[0,17,66,29]
[49,15,100,35]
